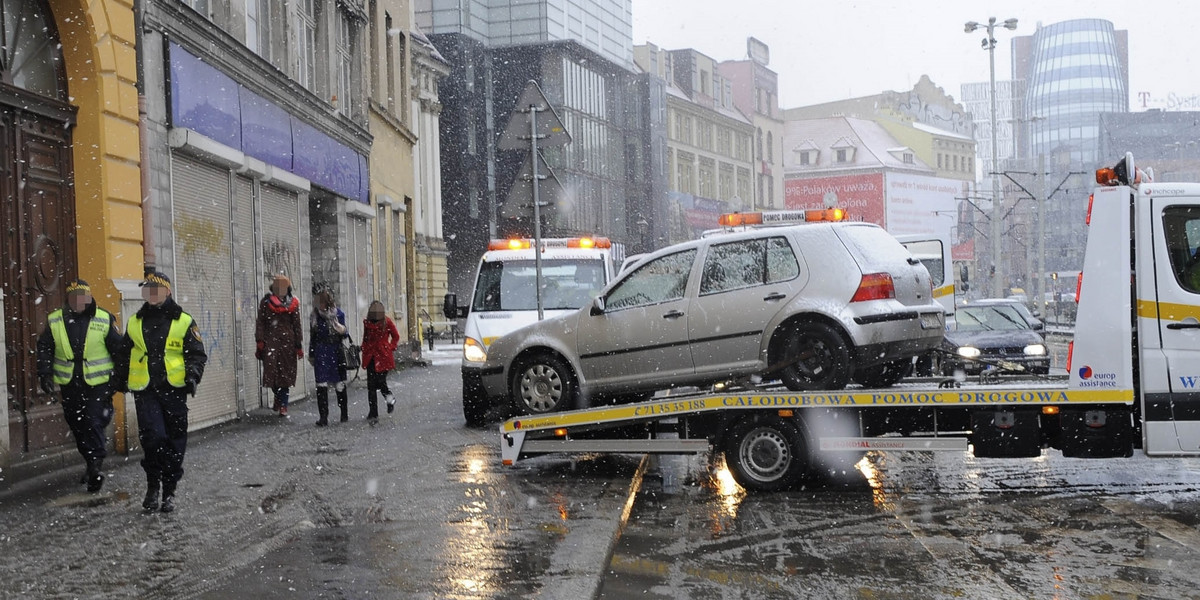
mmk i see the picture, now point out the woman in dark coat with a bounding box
[309,286,349,425]
[256,275,303,417]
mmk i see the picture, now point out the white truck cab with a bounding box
[444,236,619,426]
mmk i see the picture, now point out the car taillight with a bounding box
[851,273,895,302]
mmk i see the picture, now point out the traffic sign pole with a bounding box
[531,103,544,320]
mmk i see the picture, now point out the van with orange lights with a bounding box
[443,236,620,426]
[496,153,1200,492]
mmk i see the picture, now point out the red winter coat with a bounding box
[361,317,399,373]
[256,294,302,387]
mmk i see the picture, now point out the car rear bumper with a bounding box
[851,309,945,367]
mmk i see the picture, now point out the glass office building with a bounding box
[1023,19,1128,165]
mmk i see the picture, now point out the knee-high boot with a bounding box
[315,387,329,427]
[336,387,349,422]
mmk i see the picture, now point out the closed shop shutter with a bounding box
[233,176,260,411]
[170,155,236,428]
[347,214,373,337]
[259,183,307,396]
[392,208,407,342]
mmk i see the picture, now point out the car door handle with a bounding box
[763,292,786,302]
[1167,322,1200,329]
[662,310,685,319]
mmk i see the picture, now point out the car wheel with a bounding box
[510,353,576,415]
[776,321,852,391]
[852,359,912,388]
[723,416,808,492]
[462,372,490,428]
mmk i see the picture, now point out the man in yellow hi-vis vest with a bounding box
[35,279,124,493]
[118,271,207,514]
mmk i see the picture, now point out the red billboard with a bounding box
[784,173,886,226]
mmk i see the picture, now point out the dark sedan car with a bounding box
[941,304,1049,375]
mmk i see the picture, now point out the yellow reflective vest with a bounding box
[47,308,115,386]
[127,313,193,391]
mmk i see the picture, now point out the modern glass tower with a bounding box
[1020,19,1128,165]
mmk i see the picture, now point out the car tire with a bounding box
[723,416,808,492]
[776,321,852,391]
[852,359,912,388]
[462,372,490,428]
[510,353,577,415]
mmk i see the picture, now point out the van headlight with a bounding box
[956,346,981,359]
[463,337,487,363]
[1024,343,1047,356]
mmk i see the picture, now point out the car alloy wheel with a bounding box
[511,353,576,414]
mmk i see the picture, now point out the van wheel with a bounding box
[776,322,851,391]
[723,416,807,492]
[511,353,576,415]
[852,359,912,388]
[462,373,490,428]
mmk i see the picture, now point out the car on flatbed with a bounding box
[941,303,1050,375]
[479,211,947,416]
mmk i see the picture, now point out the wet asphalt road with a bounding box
[599,448,1200,599]
[0,350,639,600]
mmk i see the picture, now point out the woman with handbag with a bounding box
[256,275,303,417]
[309,285,349,425]
[360,300,400,420]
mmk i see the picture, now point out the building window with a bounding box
[182,0,210,18]
[937,154,943,169]
[767,131,773,163]
[698,157,715,198]
[336,10,355,117]
[245,0,260,53]
[836,149,848,163]
[756,128,763,160]
[903,152,914,164]
[799,151,810,166]
[294,0,317,91]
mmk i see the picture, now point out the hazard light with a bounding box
[1096,153,1152,187]
[718,208,847,228]
[489,238,532,250]
[567,237,611,249]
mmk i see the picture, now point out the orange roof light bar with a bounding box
[488,238,533,250]
[718,209,847,228]
[566,236,611,249]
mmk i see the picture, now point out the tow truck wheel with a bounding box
[511,353,576,415]
[776,322,851,391]
[723,416,807,492]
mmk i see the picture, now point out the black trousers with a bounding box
[60,383,113,465]
[135,387,189,486]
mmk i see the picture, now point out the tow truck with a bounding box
[499,153,1199,492]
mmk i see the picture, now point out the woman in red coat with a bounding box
[256,275,303,416]
[360,300,399,420]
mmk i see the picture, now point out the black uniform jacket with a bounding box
[36,300,125,387]
[117,297,208,393]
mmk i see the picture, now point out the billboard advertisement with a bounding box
[784,173,885,226]
[884,173,961,236]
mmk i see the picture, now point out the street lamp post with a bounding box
[966,17,1017,298]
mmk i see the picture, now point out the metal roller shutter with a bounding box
[170,155,237,428]
[233,175,260,411]
[259,183,308,396]
[347,215,373,337]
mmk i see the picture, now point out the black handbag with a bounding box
[341,337,361,371]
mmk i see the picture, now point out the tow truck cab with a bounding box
[444,237,619,426]
[497,154,1200,491]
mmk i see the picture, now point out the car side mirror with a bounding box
[443,293,466,319]
[1032,321,1044,331]
[590,296,606,316]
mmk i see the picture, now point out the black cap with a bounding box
[65,279,91,294]
[139,271,172,290]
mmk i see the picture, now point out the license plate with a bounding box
[920,312,942,330]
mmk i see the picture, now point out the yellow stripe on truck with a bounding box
[932,284,954,299]
[1138,299,1200,322]
[502,387,1135,433]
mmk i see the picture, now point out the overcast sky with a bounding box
[631,0,1198,112]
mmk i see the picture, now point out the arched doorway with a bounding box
[0,0,78,454]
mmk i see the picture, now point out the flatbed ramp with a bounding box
[500,381,1134,466]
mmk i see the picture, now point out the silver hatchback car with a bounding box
[480,221,946,415]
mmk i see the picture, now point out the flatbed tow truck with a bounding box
[499,154,1200,492]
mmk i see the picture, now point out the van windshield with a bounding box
[472,259,606,312]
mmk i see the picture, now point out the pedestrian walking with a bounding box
[35,279,124,493]
[120,271,207,513]
[361,300,400,420]
[256,274,303,417]
[309,285,349,425]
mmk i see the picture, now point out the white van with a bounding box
[444,237,620,426]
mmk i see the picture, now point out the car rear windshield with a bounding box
[472,258,606,312]
[836,225,909,269]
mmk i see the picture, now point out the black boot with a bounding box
[337,388,349,422]
[315,387,330,427]
[86,459,105,493]
[142,480,160,512]
[160,481,177,513]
